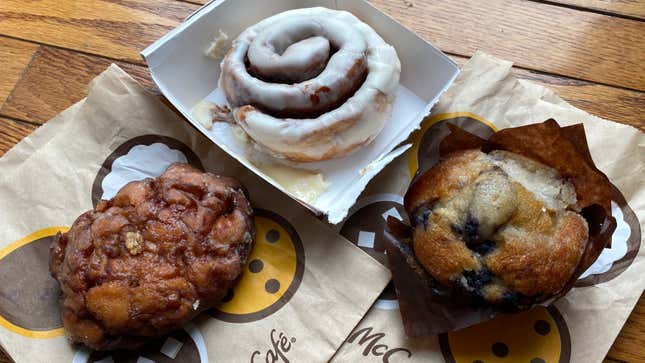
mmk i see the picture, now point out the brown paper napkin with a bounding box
[0,65,390,363]
[333,51,644,363]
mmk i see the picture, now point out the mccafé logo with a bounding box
[346,327,412,362]
[251,329,296,363]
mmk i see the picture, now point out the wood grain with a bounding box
[607,293,645,362]
[516,70,645,131]
[369,0,645,91]
[0,37,38,107]
[451,55,645,130]
[0,0,198,64]
[182,0,645,19]
[2,46,642,132]
[0,117,37,157]
[0,46,156,124]
[0,1,642,362]
[3,0,643,91]
[546,0,645,19]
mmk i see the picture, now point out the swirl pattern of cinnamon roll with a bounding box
[219,8,401,162]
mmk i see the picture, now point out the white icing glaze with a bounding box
[219,7,401,161]
[254,161,329,203]
[230,124,250,144]
[190,100,232,130]
[222,15,368,114]
[248,34,330,83]
[205,30,229,59]
[191,99,216,129]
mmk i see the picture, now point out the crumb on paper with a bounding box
[124,232,143,255]
[205,30,229,59]
[190,100,232,130]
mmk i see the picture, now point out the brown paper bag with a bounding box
[332,52,644,363]
[0,65,391,363]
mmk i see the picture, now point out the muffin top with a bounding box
[405,149,588,306]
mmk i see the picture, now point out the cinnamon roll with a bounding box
[219,7,401,162]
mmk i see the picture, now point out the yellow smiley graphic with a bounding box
[440,306,571,363]
[407,112,497,178]
[0,227,68,338]
[210,209,305,322]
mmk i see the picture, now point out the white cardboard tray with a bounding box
[142,0,459,223]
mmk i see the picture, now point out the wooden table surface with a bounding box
[0,0,643,362]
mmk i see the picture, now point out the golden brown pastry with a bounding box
[405,149,588,305]
[386,121,615,337]
[49,163,254,350]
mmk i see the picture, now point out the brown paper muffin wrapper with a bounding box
[384,120,617,337]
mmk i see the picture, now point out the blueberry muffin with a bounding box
[49,163,255,350]
[404,149,589,307]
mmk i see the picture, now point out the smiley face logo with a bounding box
[0,136,205,340]
[0,227,68,338]
[209,209,305,322]
[91,135,204,207]
[440,306,571,363]
[338,194,407,310]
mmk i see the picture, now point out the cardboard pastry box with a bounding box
[142,0,459,223]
